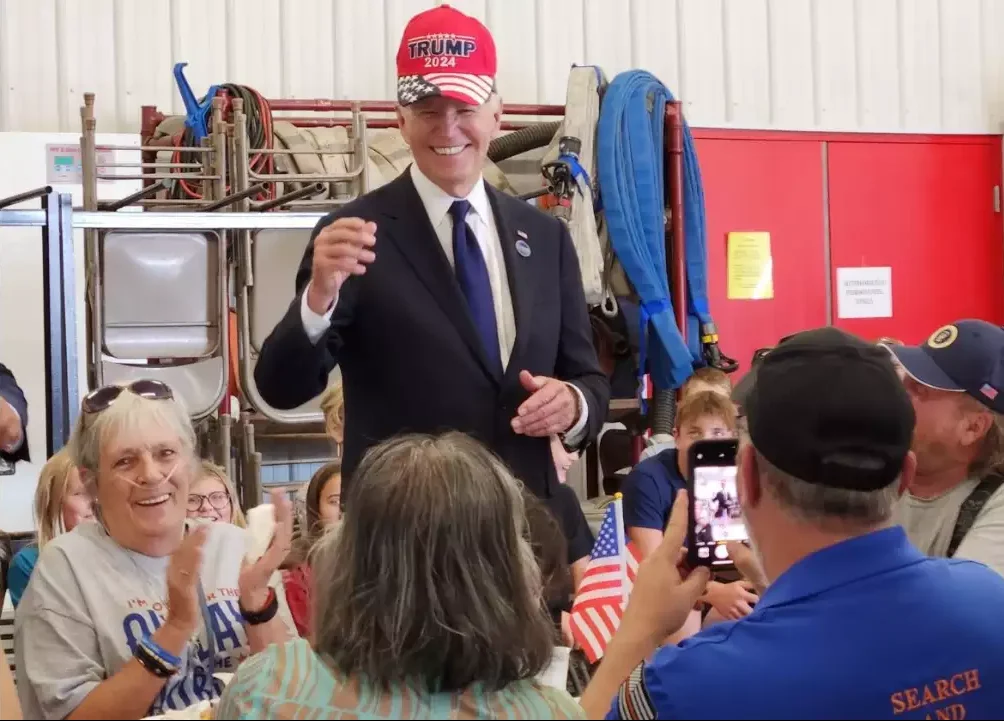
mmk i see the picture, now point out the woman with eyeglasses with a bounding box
[187,461,299,639]
[187,461,246,528]
[13,380,296,720]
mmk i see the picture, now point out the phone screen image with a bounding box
[692,464,748,566]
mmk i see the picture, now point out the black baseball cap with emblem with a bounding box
[743,327,915,491]
[884,319,1004,415]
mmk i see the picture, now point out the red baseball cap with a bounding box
[395,4,497,107]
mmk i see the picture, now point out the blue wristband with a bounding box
[139,635,182,669]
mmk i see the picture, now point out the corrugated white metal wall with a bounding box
[3,0,1002,135]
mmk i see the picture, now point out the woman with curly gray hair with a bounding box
[217,432,584,719]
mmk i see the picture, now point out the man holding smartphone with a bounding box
[582,327,1004,719]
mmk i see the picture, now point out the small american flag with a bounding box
[569,496,641,663]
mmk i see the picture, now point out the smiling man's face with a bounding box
[397,94,501,197]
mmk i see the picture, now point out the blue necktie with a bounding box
[449,200,501,372]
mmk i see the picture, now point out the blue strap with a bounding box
[558,152,601,212]
[564,63,604,215]
[597,71,696,394]
[558,153,591,195]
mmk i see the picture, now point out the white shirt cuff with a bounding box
[561,383,589,447]
[300,283,337,345]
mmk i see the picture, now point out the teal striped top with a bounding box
[215,639,585,720]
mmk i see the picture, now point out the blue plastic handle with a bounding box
[173,62,219,141]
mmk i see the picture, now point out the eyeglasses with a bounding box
[81,380,174,414]
[187,492,231,511]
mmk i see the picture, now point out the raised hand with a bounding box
[306,217,377,314]
[164,524,209,637]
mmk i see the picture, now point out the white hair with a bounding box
[756,452,901,525]
[741,432,901,526]
[70,388,198,491]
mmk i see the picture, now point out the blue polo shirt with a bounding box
[621,449,687,531]
[608,527,1004,719]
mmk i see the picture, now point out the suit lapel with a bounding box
[487,184,535,388]
[379,171,502,383]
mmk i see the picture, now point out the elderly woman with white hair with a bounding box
[14,380,296,720]
[217,432,584,720]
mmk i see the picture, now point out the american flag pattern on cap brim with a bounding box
[397,73,493,105]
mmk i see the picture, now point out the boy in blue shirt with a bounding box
[639,367,732,460]
[621,391,757,631]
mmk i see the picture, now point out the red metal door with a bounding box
[697,135,829,374]
[827,137,1004,342]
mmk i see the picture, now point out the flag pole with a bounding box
[613,492,629,606]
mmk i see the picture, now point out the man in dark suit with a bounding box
[254,4,609,517]
[0,362,28,463]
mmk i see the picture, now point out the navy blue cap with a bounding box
[886,320,1004,415]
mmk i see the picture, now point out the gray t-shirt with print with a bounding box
[14,520,291,719]
[894,477,1004,578]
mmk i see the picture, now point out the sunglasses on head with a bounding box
[81,380,174,414]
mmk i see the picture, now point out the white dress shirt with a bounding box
[300,164,588,445]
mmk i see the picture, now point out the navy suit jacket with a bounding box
[0,362,29,463]
[254,170,610,499]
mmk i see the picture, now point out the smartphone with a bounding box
[687,438,748,569]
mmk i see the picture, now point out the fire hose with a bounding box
[488,122,560,163]
[597,70,736,430]
[538,66,608,308]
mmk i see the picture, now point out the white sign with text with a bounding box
[837,266,893,319]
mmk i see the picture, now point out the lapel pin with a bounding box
[515,239,532,258]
